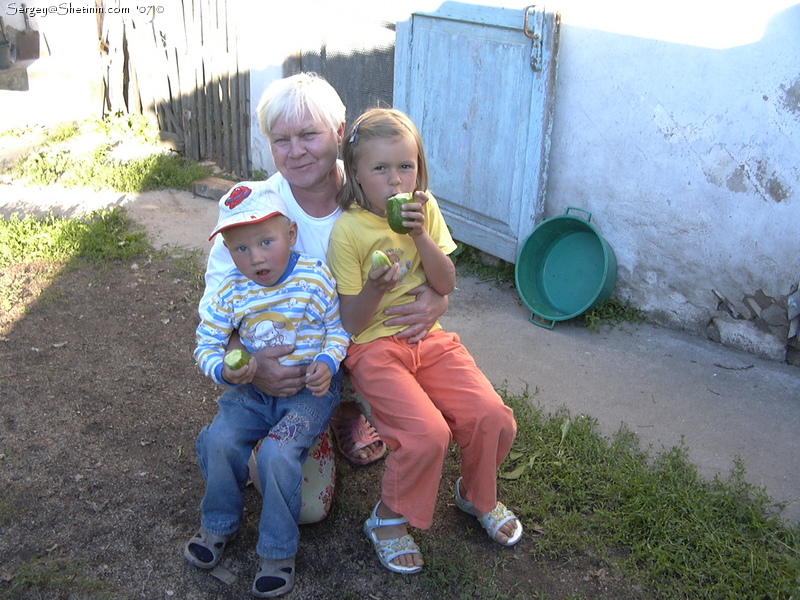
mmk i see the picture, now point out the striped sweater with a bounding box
[196,252,350,386]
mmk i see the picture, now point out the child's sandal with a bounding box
[330,414,388,466]
[363,502,423,574]
[455,477,523,547]
[183,528,236,569]
[252,556,295,598]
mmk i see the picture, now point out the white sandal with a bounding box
[363,502,423,574]
[455,477,523,547]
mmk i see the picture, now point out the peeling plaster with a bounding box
[755,159,790,202]
[700,144,737,189]
[725,165,749,193]
[700,146,790,202]
[653,103,713,144]
[780,76,800,116]
[653,103,792,203]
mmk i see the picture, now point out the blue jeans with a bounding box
[195,370,341,559]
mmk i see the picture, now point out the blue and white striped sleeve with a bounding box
[195,286,236,385]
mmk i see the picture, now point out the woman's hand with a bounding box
[383,283,449,344]
[250,345,307,397]
[226,330,305,397]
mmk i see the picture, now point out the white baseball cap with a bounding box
[209,184,290,240]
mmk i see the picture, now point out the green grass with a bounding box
[2,557,109,600]
[42,121,81,144]
[579,298,648,331]
[12,146,212,192]
[90,111,160,142]
[6,114,212,192]
[495,386,800,600]
[0,208,149,268]
[451,241,516,283]
[358,383,799,599]
[0,209,151,319]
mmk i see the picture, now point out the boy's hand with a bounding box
[305,361,332,397]
[222,354,258,385]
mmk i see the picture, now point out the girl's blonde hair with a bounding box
[338,108,429,210]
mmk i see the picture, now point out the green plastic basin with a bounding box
[515,207,617,329]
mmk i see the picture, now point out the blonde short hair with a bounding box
[338,108,429,210]
[256,72,346,137]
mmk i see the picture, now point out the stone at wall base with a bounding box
[707,314,787,362]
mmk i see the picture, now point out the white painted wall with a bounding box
[544,0,800,337]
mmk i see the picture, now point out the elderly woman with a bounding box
[194,70,447,527]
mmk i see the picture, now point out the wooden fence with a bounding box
[98,0,250,178]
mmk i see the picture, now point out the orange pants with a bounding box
[344,330,516,529]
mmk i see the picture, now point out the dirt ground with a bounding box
[0,254,645,599]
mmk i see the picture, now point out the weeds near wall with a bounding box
[579,298,648,331]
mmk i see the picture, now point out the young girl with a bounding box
[326,108,522,574]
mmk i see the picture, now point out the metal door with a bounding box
[395,3,560,263]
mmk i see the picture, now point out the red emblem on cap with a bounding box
[224,186,252,210]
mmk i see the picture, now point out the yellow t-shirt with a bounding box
[327,192,458,344]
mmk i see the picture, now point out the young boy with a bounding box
[186,185,349,598]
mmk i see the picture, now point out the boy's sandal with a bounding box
[183,528,236,569]
[252,556,295,598]
[330,414,388,466]
[363,502,423,574]
[455,477,523,547]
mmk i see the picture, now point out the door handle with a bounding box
[523,5,542,71]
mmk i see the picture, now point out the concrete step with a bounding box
[192,176,237,201]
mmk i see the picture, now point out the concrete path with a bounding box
[2,183,798,523]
